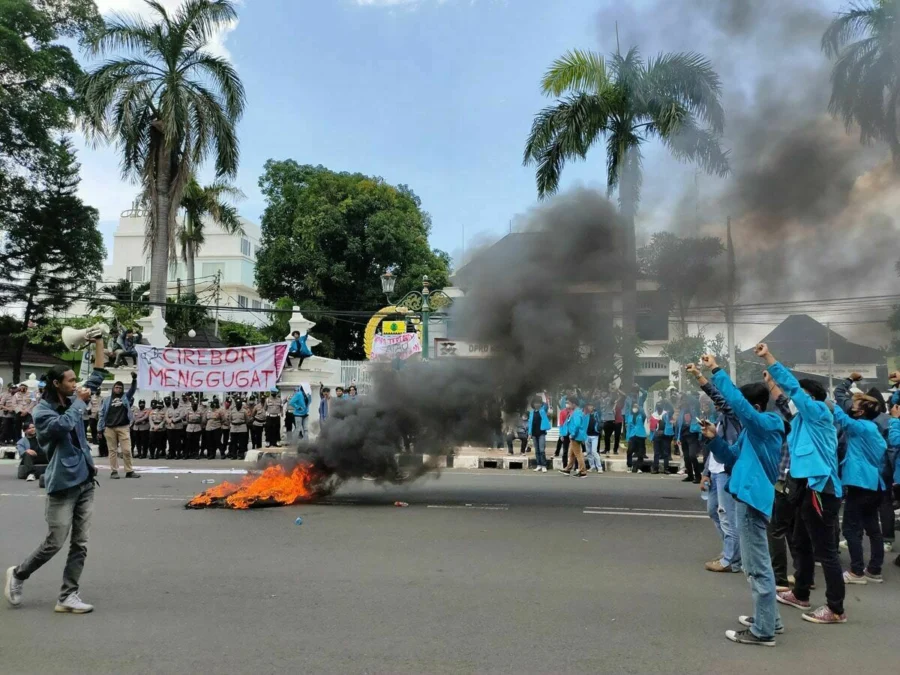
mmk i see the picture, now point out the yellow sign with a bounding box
[381,320,406,335]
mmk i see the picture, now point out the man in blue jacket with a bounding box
[5,331,106,614]
[760,344,845,625]
[833,374,887,584]
[699,353,786,647]
[559,397,588,477]
[527,396,551,473]
[288,386,312,440]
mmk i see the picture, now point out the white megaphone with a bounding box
[62,323,111,351]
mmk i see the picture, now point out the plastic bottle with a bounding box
[294,517,303,525]
[394,501,409,508]
[201,479,215,484]
[700,485,709,501]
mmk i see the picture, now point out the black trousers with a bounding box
[768,488,797,587]
[230,431,248,459]
[97,433,108,457]
[506,435,527,454]
[626,436,646,471]
[149,431,166,459]
[1,416,14,443]
[20,450,49,477]
[133,429,149,458]
[555,436,570,465]
[285,351,305,369]
[204,429,222,459]
[265,416,281,446]
[167,428,184,459]
[250,425,264,449]
[652,435,672,472]
[184,431,202,459]
[602,421,621,454]
[792,488,845,615]
[221,429,231,458]
[879,487,895,543]
[681,432,702,481]
[82,418,98,445]
[842,486,884,576]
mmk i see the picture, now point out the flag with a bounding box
[381,320,406,335]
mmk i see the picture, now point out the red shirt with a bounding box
[614,401,624,424]
[558,408,570,427]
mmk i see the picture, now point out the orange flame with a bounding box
[187,464,321,510]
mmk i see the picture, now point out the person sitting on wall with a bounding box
[16,423,49,482]
[286,331,313,370]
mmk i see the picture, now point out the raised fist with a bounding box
[700,354,718,370]
[685,363,700,378]
[848,372,863,382]
[754,343,770,358]
[889,371,900,385]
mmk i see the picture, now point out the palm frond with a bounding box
[541,49,610,96]
[641,51,725,133]
[659,118,731,177]
[822,3,885,58]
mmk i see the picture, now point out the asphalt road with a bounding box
[1,464,897,675]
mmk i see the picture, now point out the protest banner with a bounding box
[370,333,421,361]
[136,342,290,392]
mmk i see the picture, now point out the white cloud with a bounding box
[94,0,239,61]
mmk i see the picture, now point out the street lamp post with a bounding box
[380,272,451,360]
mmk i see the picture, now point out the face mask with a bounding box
[164,398,171,407]
[192,403,198,411]
[139,403,145,409]
[173,400,179,409]
[632,407,639,414]
[235,402,243,411]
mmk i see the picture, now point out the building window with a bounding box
[127,266,144,283]
[240,237,251,257]
[201,262,224,279]
[237,295,248,308]
[251,299,262,310]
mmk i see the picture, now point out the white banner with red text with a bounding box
[369,332,421,361]
[135,342,290,392]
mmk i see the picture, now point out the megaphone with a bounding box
[62,323,110,351]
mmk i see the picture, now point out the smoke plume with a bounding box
[295,188,626,485]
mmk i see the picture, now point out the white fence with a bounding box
[340,360,374,396]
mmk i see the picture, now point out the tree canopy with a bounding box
[255,161,451,359]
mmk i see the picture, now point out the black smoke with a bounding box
[295,188,626,485]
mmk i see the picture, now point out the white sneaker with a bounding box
[541,466,548,472]
[54,592,94,614]
[839,539,848,550]
[26,473,36,482]
[843,570,867,585]
[533,467,541,472]
[5,566,23,607]
[885,541,894,552]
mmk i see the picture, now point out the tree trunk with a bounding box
[618,146,640,389]
[149,141,172,307]
[185,237,196,296]
[12,297,34,385]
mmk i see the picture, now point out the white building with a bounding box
[101,202,272,325]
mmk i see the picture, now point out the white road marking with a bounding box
[584,506,706,514]
[583,509,706,519]
[0,493,45,498]
[133,497,186,501]
[427,503,509,511]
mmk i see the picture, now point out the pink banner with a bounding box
[370,333,421,361]
[136,342,289,392]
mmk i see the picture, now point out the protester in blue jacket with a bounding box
[289,386,312,439]
[6,331,106,615]
[698,353,786,646]
[287,331,313,370]
[758,344,846,626]
[833,374,887,583]
[559,397,588,477]
[527,396,551,472]
[674,394,704,483]
[624,389,648,473]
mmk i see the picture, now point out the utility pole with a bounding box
[214,270,221,337]
[726,217,738,383]
[827,322,833,394]
[176,277,181,302]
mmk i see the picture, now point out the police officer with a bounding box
[148,401,167,460]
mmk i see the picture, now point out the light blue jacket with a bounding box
[674,397,703,440]
[625,409,648,439]
[290,335,313,357]
[98,378,137,432]
[16,435,39,458]
[889,419,900,484]
[289,389,311,417]
[563,408,590,443]
[833,406,886,491]
[654,411,675,438]
[768,362,841,497]
[707,369,785,517]
[527,404,551,435]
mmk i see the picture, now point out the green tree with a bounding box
[165,292,210,341]
[255,161,452,359]
[178,176,244,294]
[523,47,729,385]
[0,138,104,382]
[823,1,900,170]
[87,278,152,328]
[80,0,246,305]
[264,296,294,342]
[217,320,268,347]
[638,232,724,337]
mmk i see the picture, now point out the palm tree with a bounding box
[523,48,729,385]
[178,177,245,294]
[80,0,245,306]
[822,1,900,170]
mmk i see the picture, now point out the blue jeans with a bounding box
[584,436,602,470]
[532,434,547,467]
[708,473,741,569]
[735,500,782,639]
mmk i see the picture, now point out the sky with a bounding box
[73,0,897,348]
